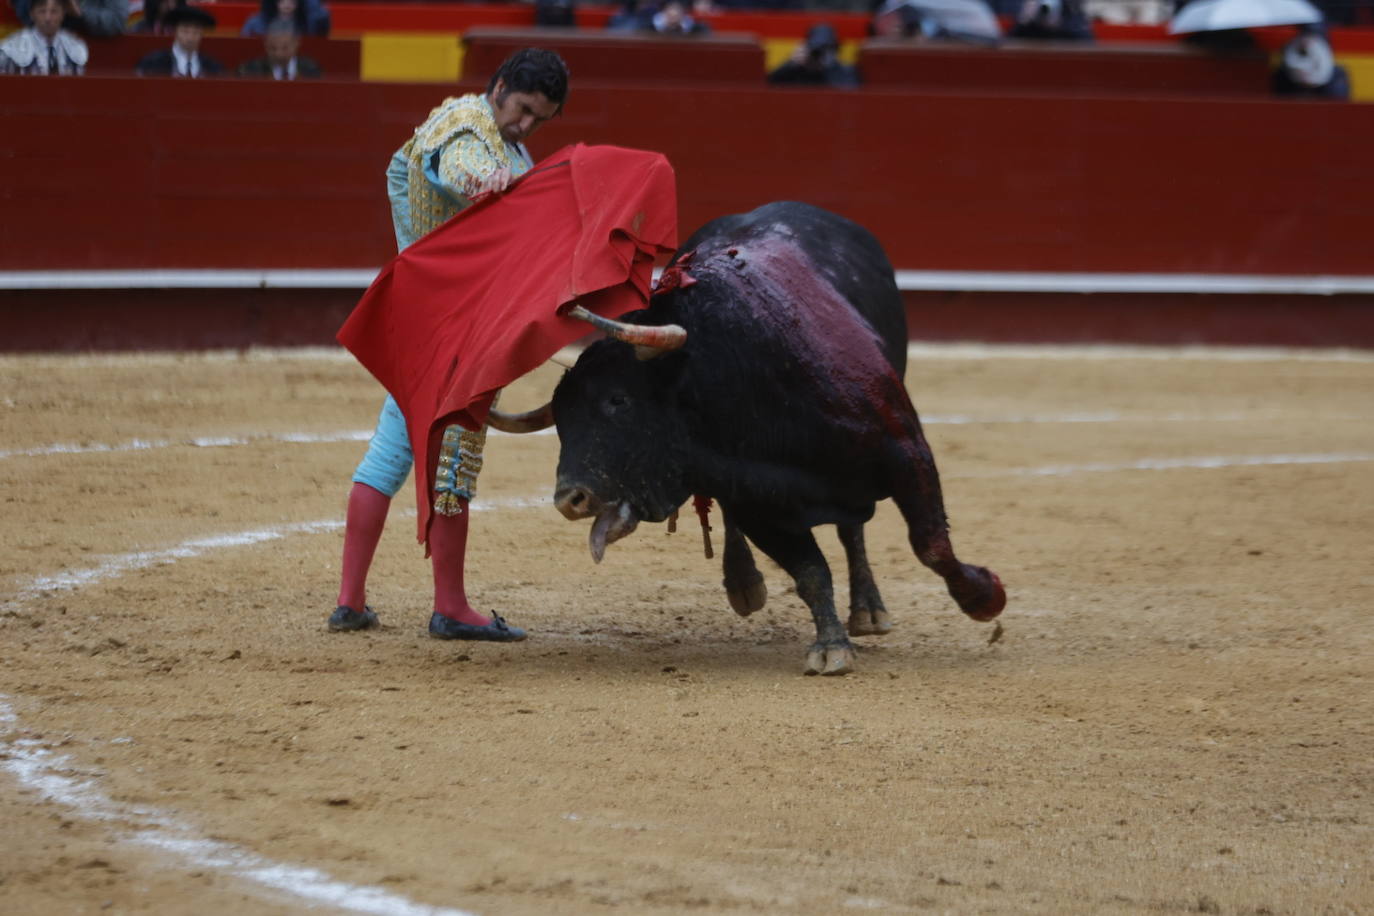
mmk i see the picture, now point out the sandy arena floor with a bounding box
[1,343,1371,915]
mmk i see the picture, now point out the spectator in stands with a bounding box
[329,48,571,644]
[534,0,577,27]
[1,0,88,73]
[1272,26,1350,99]
[135,4,222,76]
[606,0,653,30]
[240,0,330,38]
[237,20,321,79]
[1008,0,1094,40]
[11,0,128,37]
[768,23,859,87]
[646,0,710,34]
[870,0,1000,43]
[134,0,183,34]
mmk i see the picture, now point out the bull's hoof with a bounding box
[847,608,893,636]
[804,642,855,676]
[725,575,767,617]
[952,567,1007,622]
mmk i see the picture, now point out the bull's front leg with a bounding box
[837,521,892,636]
[720,507,767,616]
[737,520,854,676]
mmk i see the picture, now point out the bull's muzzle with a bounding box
[554,483,599,521]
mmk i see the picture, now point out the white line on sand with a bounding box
[0,501,547,913]
[0,702,475,916]
[0,431,372,461]
[12,409,1371,463]
[905,342,1374,363]
[953,452,1374,479]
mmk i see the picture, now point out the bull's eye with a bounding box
[602,392,629,416]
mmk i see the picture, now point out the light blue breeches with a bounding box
[351,395,413,498]
[352,395,487,507]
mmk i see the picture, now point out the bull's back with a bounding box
[676,202,907,375]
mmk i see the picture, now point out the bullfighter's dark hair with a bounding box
[487,48,570,112]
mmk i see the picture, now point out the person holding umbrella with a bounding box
[329,48,569,642]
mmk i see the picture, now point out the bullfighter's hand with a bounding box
[471,167,514,202]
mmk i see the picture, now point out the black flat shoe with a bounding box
[329,605,379,631]
[428,612,526,642]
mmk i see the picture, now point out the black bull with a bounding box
[528,201,1004,675]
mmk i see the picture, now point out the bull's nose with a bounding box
[554,483,599,521]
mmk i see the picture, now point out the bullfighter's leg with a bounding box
[721,508,767,616]
[427,422,526,642]
[887,437,1005,622]
[332,395,414,632]
[736,518,854,676]
[335,482,390,619]
[837,522,893,636]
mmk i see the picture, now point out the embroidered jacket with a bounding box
[385,93,533,252]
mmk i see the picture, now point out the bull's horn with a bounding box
[487,402,554,434]
[568,304,686,360]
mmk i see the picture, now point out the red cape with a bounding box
[337,143,678,542]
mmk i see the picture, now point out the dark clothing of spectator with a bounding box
[769,57,859,87]
[1272,64,1350,98]
[240,0,330,38]
[238,53,321,78]
[768,24,859,88]
[1008,0,1093,40]
[136,46,223,75]
[606,0,653,30]
[534,0,576,26]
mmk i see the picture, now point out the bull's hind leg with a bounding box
[888,439,1006,621]
[721,510,767,616]
[838,522,893,636]
[736,519,854,676]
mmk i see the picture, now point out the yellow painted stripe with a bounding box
[762,37,860,73]
[360,33,462,83]
[1336,53,1374,101]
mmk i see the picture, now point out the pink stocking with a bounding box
[336,482,391,610]
[429,499,489,626]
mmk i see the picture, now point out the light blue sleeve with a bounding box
[386,147,413,251]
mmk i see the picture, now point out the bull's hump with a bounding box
[698,235,887,372]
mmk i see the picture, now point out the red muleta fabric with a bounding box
[338,143,679,543]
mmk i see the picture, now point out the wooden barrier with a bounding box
[86,34,362,77]
[2,75,1371,276]
[6,287,1373,351]
[461,26,766,84]
[857,39,1272,95]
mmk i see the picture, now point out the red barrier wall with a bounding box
[4,288,1372,351]
[1,75,1369,275]
[858,40,1271,95]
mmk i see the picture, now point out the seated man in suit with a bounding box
[136,5,223,77]
[237,21,321,79]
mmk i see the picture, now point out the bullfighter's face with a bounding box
[488,81,560,146]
